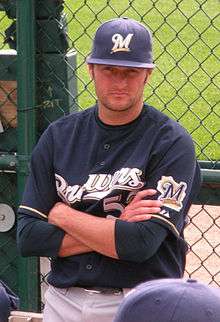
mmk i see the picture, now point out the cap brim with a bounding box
[86,57,155,68]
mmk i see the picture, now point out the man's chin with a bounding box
[103,101,133,112]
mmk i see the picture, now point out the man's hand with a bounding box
[48,202,70,229]
[120,189,163,222]
[48,203,94,257]
[58,233,93,257]
[48,189,163,227]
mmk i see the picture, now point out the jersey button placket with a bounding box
[86,264,92,270]
[104,143,111,150]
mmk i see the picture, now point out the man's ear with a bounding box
[87,63,95,80]
[144,68,153,84]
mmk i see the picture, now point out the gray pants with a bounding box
[43,286,126,322]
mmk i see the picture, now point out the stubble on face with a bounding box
[94,68,147,111]
[89,64,152,124]
[98,91,140,113]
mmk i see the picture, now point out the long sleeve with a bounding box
[17,214,65,257]
[115,127,201,262]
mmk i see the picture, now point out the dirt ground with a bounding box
[184,205,220,287]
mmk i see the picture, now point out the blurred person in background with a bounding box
[0,280,19,322]
[114,278,220,322]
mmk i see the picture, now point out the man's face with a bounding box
[88,64,152,113]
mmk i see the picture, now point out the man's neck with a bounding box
[97,102,144,126]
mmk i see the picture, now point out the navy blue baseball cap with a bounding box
[114,278,220,322]
[86,17,155,68]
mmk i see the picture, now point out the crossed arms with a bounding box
[48,189,163,259]
[17,189,166,263]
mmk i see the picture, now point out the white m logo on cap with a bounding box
[111,33,134,53]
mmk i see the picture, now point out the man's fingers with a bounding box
[119,189,163,221]
[131,189,157,202]
[126,214,152,223]
[120,207,161,220]
[127,199,163,210]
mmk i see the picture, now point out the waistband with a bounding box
[82,286,123,295]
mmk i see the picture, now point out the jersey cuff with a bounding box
[18,205,48,219]
[149,214,179,237]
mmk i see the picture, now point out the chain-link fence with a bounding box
[0,0,219,312]
[0,0,18,299]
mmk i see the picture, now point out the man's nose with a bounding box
[112,72,128,87]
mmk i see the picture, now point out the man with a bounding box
[0,280,19,322]
[17,18,201,322]
[113,278,220,322]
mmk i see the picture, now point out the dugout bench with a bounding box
[9,311,42,322]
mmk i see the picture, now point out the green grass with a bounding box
[0,0,219,160]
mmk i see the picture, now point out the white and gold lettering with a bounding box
[65,185,84,203]
[85,174,112,192]
[111,33,134,53]
[55,174,68,200]
[55,168,144,205]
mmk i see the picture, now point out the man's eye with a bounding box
[128,69,139,74]
[103,67,112,72]
[102,69,111,74]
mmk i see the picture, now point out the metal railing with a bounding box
[0,0,219,311]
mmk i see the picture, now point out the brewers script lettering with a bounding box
[55,168,144,204]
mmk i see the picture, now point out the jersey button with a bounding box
[104,143,111,150]
[86,264,92,270]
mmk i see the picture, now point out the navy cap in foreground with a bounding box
[86,17,155,68]
[113,278,220,322]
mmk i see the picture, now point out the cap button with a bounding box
[154,298,161,305]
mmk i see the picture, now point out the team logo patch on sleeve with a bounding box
[157,176,187,211]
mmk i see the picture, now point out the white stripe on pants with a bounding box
[43,286,126,322]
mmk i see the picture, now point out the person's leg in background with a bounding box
[0,281,19,322]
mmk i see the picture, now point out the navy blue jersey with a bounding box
[17,104,201,288]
